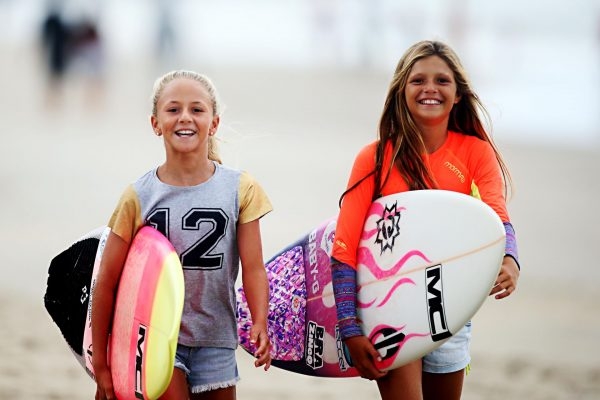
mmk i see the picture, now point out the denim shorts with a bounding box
[422,321,472,374]
[173,345,240,393]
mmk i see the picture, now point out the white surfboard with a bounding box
[238,190,505,377]
[355,190,505,371]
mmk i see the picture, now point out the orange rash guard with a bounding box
[332,131,510,269]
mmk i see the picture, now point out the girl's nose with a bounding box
[424,81,438,93]
[179,108,192,121]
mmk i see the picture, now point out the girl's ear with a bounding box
[209,115,220,136]
[150,115,161,136]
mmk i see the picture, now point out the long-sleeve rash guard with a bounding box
[332,131,510,269]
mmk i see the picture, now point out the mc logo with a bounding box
[134,324,147,399]
[425,265,452,342]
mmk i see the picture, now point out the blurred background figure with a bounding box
[154,0,178,69]
[39,0,105,109]
[40,1,68,87]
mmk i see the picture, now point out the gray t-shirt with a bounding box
[109,162,272,348]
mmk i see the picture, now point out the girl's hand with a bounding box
[490,255,520,300]
[344,335,387,380]
[94,366,115,400]
[250,325,271,371]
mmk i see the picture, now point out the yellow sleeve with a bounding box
[238,171,273,224]
[107,185,144,244]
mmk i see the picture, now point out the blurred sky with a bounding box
[1,0,599,148]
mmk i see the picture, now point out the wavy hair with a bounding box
[344,40,512,203]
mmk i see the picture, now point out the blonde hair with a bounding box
[151,70,222,163]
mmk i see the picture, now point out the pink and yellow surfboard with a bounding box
[45,226,184,400]
[107,226,184,399]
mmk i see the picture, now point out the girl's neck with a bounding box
[157,158,216,186]
[420,125,449,154]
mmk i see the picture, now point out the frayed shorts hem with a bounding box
[190,377,240,394]
[174,345,239,391]
[422,322,472,374]
[422,357,471,374]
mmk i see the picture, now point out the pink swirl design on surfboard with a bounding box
[368,323,430,370]
[373,277,416,307]
[356,246,429,308]
[357,200,431,308]
[358,246,430,280]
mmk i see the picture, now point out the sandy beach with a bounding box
[1,44,599,399]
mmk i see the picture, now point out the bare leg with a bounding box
[190,386,236,400]
[159,368,190,399]
[422,369,465,400]
[376,359,423,400]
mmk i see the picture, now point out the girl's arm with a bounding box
[238,219,271,371]
[471,145,521,299]
[91,231,129,399]
[331,258,387,380]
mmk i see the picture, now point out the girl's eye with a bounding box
[167,108,178,113]
[410,78,423,84]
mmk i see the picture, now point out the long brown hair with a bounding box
[348,40,512,203]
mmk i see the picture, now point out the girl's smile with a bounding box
[151,78,219,157]
[405,55,460,129]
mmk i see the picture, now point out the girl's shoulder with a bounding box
[354,140,380,166]
[448,131,492,151]
[216,163,255,183]
[215,163,265,195]
[130,166,163,186]
[359,140,380,154]
[215,162,239,174]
